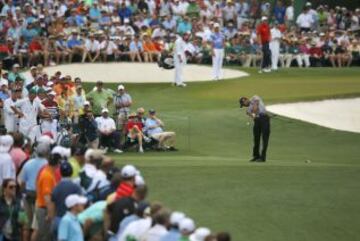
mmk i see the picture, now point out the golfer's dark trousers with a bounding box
[253,114,270,160]
[261,42,272,69]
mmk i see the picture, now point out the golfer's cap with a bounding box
[135,175,145,186]
[179,218,196,233]
[189,227,211,241]
[60,161,73,177]
[65,194,87,208]
[121,164,137,178]
[214,23,220,28]
[261,16,268,21]
[0,135,14,153]
[118,84,125,90]
[239,97,247,108]
[102,108,109,113]
[84,101,90,106]
[13,63,20,68]
[170,211,186,226]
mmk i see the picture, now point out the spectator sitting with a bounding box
[95,108,122,153]
[144,109,177,151]
[125,112,145,153]
[143,34,160,62]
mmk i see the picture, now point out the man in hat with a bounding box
[269,21,282,71]
[256,16,272,73]
[239,95,270,162]
[211,23,225,80]
[174,31,190,87]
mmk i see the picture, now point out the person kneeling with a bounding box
[95,108,122,153]
[144,109,177,151]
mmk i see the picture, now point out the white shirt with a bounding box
[95,116,116,133]
[100,40,118,55]
[174,36,186,63]
[87,169,109,192]
[296,12,314,28]
[0,153,16,186]
[16,97,45,130]
[119,217,152,241]
[270,27,282,44]
[85,39,101,52]
[286,6,294,21]
[142,224,168,241]
[3,97,18,132]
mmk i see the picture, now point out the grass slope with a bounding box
[83,67,360,241]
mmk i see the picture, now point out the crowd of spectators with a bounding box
[0,0,359,69]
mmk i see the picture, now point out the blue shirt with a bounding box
[144,118,163,136]
[118,7,132,21]
[274,6,286,24]
[176,21,192,34]
[129,41,143,52]
[89,8,101,21]
[159,228,181,241]
[211,32,225,49]
[52,178,82,217]
[118,214,139,236]
[20,157,47,191]
[67,38,82,49]
[0,91,9,101]
[58,212,84,241]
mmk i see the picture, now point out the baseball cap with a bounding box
[179,218,196,233]
[121,165,137,178]
[51,146,71,158]
[261,16,268,21]
[118,84,125,90]
[0,135,14,153]
[13,63,20,68]
[60,161,73,177]
[65,194,87,208]
[135,175,145,186]
[214,23,220,28]
[170,211,186,226]
[102,108,109,113]
[189,228,211,241]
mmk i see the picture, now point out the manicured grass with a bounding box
[83,67,360,241]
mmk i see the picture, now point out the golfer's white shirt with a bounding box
[95,116,116,133]
[85,39,101,52]
[142,224,168,241]
[16,97,45,132]
[3,98,18,132]
[118,217,152,241]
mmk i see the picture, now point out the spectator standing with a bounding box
[211,23,225,80]
[285,0,295,26]
[3,88,19,133]
[296,6,314,32]
[0,135,16,187]
[256,16,272,73]
[178,218,196,241]
[86,80,113,117]
[8,132,27,172]
[174,32,190,87]
[0,179,28,241]
[57,194,87,241]
[273,0,286,24]
[159,212,186,241]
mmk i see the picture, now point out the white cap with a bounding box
[30,66,37,70]
[65,194,87,208]
[84,100,90,106]
[124,18,130,23]
[102,108,109,113]
[179,218,196,233]
[0,135,14,153]
[118,84,125,90]
[13,63,20,68]
[135,175,145,186]
[46,81,54,86]
[170,211,186,226]
[51,146,71,158]
[48,91,56,96]
[305,2,312,7]
[39,14,45,18]
[0,79,8,86]
[261,16,268,21]
[37,135,55,146]
[189,228,211,241]
[214,23,220,28]
[121,165,137,178]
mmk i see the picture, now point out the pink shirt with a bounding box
[9,147,27,171]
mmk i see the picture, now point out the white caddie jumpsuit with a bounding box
[270,27,282,70]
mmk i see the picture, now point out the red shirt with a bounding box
[29,40,43,52]
[256,23,271,44]
[115,182,134,200]
[309,47,323,58]
[126,118,143,132]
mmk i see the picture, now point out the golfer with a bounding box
[239,95,270,162]
[211,23,225,80]
[174,32,190,87]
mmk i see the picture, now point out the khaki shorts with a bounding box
[151,132,175,140]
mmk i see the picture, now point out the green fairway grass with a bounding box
[84,67,360,241]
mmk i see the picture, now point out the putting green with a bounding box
[82,67,360,241]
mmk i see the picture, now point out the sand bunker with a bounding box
[24,63,248,83]
[267,98,360,133]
